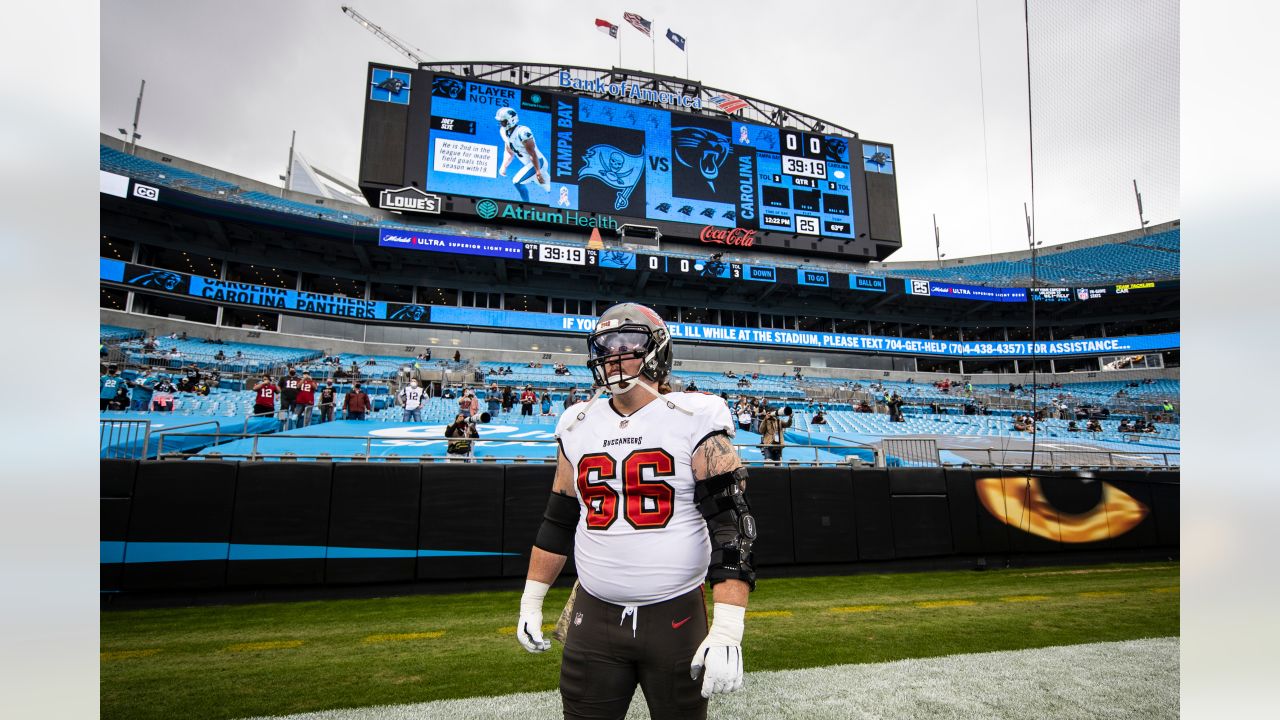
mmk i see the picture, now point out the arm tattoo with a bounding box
[700,433,743,479]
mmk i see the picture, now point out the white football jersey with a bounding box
[555,391,734,605]
[501,124,545,166]
[400,385,424,410]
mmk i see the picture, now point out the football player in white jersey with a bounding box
[495,107,551,202]
[517,303,758,720]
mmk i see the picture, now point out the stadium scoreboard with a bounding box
[358,64,902,260]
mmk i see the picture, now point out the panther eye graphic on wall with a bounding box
[389,304,427,321]
[975,475,1148,543]
[672,127,732,193]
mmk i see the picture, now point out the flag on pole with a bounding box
[708,93,750,114]
[665,28,686,51]
[594,18,619,38]
[623,12,652,36]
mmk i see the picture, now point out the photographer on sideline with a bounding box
[445,412,481,461]
[758,404,792,462]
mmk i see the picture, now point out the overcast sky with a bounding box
[100,0,1178,262]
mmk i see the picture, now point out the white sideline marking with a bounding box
[237,637,1178,720]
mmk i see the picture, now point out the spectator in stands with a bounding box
[445,413,479,461]
[736,404,752,432]
[343,382,371,420]
[1067,420,1080,432]
[194,379,210,397]
[453,350,461,363]
[540,391,553,416]
[501,385,514,413]
[487,383,502,418]
[888,392,905,422]
[252,376,279,418]
[687,379,699,392]
[563,387,580,410]
[1087,419,1103,433]
[294,373,317,428]
[109,381,131,411]
[1118,420,1133,433]
[457,391,472,419]
[318,381,337,424]
[468,390,481,419]
[758,408,791,462]
[280,369,302,426]
[520,385,537,416]
[811,409,827,425]
[128,370,156,412]
[856,400,872,413]
[179,331,188,341]
[151,376,176,412]
[400,379,426,422]
[100,365,125,411]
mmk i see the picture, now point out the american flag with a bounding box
[594,18,618,38]
[708,92,749,114]
[623,12,652,36]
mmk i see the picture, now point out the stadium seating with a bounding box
[884,229,1179,286]
[118,335,322,372]
[100,324,146,342]
[230,191,373,224]
[100,145,240,195]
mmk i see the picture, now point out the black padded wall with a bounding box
[852,469,895,560]
[790,467,857,563]
[227,463,333,586]
[419,464,507,579]
[123,461,238,590]
[327,464,422,584]
[747,466,794,566]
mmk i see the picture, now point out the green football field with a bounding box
[100,562,1179,720]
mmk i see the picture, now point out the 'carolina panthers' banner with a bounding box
[421,73,859,241]
[107,262,436,323]
[429,306,1180,358]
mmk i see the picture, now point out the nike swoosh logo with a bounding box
[672,616,691,629]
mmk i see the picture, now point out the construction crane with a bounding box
[341,5,429,65]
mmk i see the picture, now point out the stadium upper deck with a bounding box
[99,139,1178,287]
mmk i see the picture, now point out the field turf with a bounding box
[101,562,1179,720]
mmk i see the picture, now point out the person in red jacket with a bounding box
[294,373,317,428]
[520,385,537,416]
[343,382,371,420]
[252,375,279,418]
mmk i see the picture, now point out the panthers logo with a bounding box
[824,138,848,161]
[672,127,732,193]
[390,304,427,321]
[129,270,183,291]
[432,77,465,99]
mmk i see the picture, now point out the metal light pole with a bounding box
[128,79,145,155]
[1133,179,1150,236]
[281,130,296,197]
[933,214,942,269]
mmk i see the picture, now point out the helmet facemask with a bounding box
[587,324,668,395]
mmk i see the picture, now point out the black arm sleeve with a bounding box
[694,467,757,590]
[533,491,580,557]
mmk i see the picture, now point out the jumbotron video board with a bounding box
[358,64,902,260]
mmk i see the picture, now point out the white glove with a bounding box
[517,579,552,653]
[689,603,745,697]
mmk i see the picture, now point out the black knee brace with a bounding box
[533,491,580,556]
[694,467,757,590]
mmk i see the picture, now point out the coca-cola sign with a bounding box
[700,226,756,247]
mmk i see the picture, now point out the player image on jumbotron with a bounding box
[495,107,551,203]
